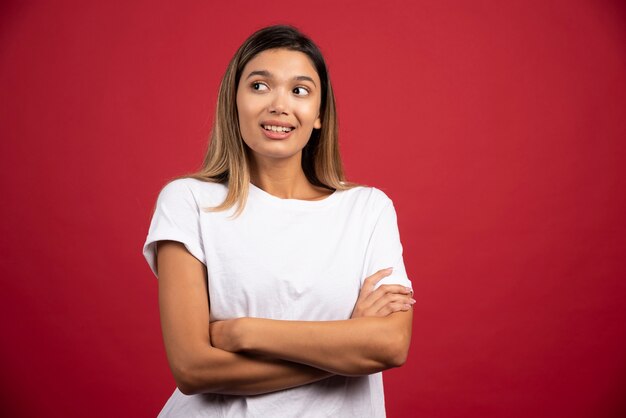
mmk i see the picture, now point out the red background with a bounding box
[1,1,625,417]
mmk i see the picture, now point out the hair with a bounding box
[175,24,363,218]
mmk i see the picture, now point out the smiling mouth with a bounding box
[261,124,295,133]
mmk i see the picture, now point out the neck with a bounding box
[248,151,325,200]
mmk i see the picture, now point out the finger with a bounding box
[370,293,416,314]
[352,292,377,315]
[353,294,414,319]
[361,268,394,293]
[376,301,413,316]
[377,284,413,294]
[354,268,402,316]
[362,284,413,306]
[362,284,412,304]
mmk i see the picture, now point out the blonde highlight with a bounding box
[173,25,364,219]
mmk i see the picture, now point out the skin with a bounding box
[156,48,415,396]
[236,48,328,200]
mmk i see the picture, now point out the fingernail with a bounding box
[385,267,394,272]
[409,298,416,304]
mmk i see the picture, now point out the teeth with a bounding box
[263,125,293,132]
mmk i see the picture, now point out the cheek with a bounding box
[302,97,321,117]
[237,94,264,124]
[236,98,253,128]
[302,104,321,124]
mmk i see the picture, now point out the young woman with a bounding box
[143,24,415,417]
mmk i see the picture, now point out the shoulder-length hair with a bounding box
[176,24,363,218]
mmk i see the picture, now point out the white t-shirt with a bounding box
[142,177,413,418]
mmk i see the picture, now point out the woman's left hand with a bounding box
[351,268,414,319]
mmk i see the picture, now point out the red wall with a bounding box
[1,1,625,417]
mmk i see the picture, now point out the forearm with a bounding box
[233,316,408,376]
[177,345,334,396]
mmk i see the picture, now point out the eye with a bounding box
[293,86,310,96]
[251,82,269,91]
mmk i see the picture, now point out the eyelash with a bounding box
[250,82,310,96]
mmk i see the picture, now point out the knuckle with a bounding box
[380,284,407,295]
[391,302,408,312]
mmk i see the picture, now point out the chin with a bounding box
[242,131,309,157]
[249,145,304,161]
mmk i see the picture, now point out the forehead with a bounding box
[242,48,320,83]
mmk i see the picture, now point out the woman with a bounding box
[143,24,415,417]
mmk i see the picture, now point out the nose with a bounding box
[268,89,289,115]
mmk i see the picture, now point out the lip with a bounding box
[260,125,294,140]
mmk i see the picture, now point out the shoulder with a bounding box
[368,186,394,207]
[344,185,394,208]
[339,185,395,222]
[160,177,224,193]
[158,177,227,206]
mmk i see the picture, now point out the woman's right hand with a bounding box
[350,268,415,319]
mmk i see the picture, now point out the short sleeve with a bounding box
[362,199,413,291]
[142,179,207,278]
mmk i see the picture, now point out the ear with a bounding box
[314,114,322,129]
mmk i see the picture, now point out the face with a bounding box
[236,48,322,165]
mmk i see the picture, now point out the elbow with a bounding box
[387,345,409,368]
[177,381,196,396]
[384,331,411,369]
[170,354,215,396]
[177,379,197,396]
[172,362,199,396]
[347,323,411,375]
[168,345,228,395]
[350,337,410,376]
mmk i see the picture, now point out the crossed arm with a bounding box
[157,240,414,396]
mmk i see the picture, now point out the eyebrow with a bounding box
[245,70,317,87]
